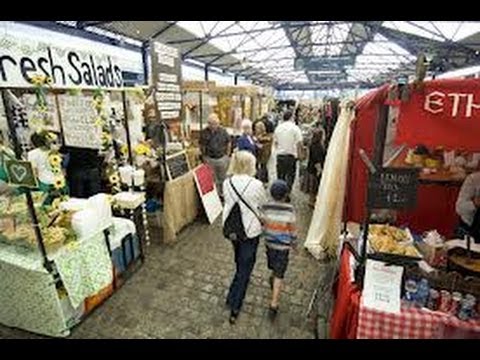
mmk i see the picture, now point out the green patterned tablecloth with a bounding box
[52,233,113,308]
[0,231,113,337]
[0,243,69,337]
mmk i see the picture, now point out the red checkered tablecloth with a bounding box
[357,303,480,339]
[357,303,441,339]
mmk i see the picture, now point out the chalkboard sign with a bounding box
[367,168,418,210]
[166,151,190,180]
[5,160,38,188]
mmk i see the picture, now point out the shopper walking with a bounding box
[223,151,267,324]
[301,129,326,208]
[273,110,304,192]
[254,121,272,184]
[200,113,231,199]
[261,179,297,320]
[236,119,256,154]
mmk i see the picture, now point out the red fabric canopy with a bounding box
[345,85,389,224]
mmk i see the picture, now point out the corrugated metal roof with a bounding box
[55,21,480,90]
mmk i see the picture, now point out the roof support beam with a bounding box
[181,21,238,59]
[150,21,178,40]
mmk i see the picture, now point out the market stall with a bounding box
[0,33,149,336]
[329,78,480,339]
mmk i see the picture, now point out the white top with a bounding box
[222,174,267,239]
[273,120,303,157]
[456,172,480,226]
[27,148,56,185]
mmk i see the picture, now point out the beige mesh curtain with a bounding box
[304,100,356,259]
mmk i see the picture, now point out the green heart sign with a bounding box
[5,160,38,188]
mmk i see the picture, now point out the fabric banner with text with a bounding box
[396,79,480,151]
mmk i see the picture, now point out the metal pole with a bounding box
[142,42,149,86]
[234,75,238,85]
[199,91,203,131]
[121,90,134,166]
[1,90,53,273]
[342,108,358,235]
[204,65,209,81]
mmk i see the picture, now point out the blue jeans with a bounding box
[226,237,259,313]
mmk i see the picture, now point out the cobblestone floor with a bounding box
[0,181,329,339]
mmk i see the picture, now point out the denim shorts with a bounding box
[266,246,290,279]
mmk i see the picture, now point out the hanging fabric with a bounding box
[304,100,356,259]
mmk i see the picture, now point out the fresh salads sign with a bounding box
[0,34,124,89]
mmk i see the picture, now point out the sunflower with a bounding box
[120,144,129,156]
[101,132,112,143]
[109,173,120,185]
[53,176,66,190]
[134,143,151,156]
[93,98,104,110]
[30,74,43,86]
[49,154,62,168]
[51,198,62,210]
[47,132,57,142]
[94,117,104,127]
[37,104,48,113]
[105,194,114,204]
[51,167,62,175]
[45,76,53,86]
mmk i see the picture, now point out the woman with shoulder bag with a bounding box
[222,150,267,324]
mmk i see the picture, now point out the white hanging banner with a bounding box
[0,33,124,89]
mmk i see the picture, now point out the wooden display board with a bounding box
[150,41,183,123]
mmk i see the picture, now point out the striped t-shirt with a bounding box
[261,201,297,250]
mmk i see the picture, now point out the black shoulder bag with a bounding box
[223,178,260,242]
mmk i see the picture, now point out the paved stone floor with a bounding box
[0,178,332,339]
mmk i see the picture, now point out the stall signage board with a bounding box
[396,78,480,151]
[166,151,190,181]
[362,259,403,314]
[0,33,124,89]
[5,159,38,188]
[367,168,418,210]
[150,41,183,123]
[294,56,354,71]
[58,94,101,149]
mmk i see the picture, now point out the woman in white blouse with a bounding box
[222,150,267,324]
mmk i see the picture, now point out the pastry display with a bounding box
[369,224,422,258]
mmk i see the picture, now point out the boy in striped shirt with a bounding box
[261,179,297,320]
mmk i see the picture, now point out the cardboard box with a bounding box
[416,241,447,267]
[84,282,114,314]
